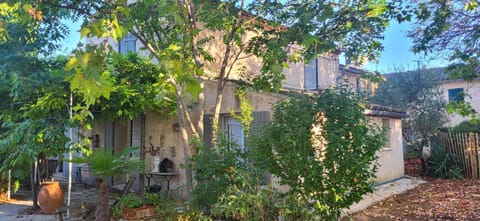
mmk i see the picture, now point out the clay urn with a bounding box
[38,181,64,214]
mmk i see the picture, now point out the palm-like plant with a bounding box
[72,146,143,221]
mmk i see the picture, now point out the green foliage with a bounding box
[192,134,279,220]
[0,56,76,184]
[447,100,478,123]
[95,53,176,120]
[191,135,245,209]
[427,146,463,179]
[450,121,480,133]
[0,2,77,185]
[373,68,448,154]
[112,192,175,218]
[229,86,254,136]
[210,184,279,221]
[70,146,143,179]
[114,194,144,213]
[252,85,385,220]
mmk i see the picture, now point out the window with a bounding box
[304,58,318,90]
[119,33,136,54]
[382,118,390,148]
[448,88,464,103]
[224,117,245,151]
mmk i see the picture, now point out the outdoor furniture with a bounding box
[143,172,178,195]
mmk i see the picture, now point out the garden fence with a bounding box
[438,132,480,178]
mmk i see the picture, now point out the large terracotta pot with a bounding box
[38,181,64,214]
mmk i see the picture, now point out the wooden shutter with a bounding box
[250,111,272,185]
[250,111,271,136]
[105,121,114,149]
[203,114,213,148]
[304,58,318,90]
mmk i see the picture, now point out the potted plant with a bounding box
[71,146,143,221]
[404,143,423,176]
[112,193,157,220]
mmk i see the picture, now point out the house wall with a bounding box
[203,80,282,115]
[143,111,184,193]
[440,80,480,126]
[369,117,405,183]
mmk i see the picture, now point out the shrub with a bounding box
[451,120,480,133]
[427,146,463,179]
[252,85,386,220]
[192,134,279,220]
[190,135,243,210]
[209,170,279,221]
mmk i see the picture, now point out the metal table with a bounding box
[143,172,179,194]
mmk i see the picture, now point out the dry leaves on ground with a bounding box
[347,178,480,221]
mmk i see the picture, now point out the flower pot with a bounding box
[404,158,422,176]
[121,205,156,220]
[38,181,64,214]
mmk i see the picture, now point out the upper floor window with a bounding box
[304,58,318,90]
[448,88,464,103]
[119,33,136,54]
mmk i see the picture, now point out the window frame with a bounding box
[448,88,464,103]
[381,118,391,149]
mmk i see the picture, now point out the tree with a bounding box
[0,2,76,207]
[251,85,385,220]
[407,0,479,118]
[372,68,448,155]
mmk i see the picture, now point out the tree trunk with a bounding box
[176,93,193,198]
[31,161,39,209]
[95,182,109,221]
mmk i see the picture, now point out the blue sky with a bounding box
[363,20,447,73]
[57,20,81,55]
[60,19,447,74]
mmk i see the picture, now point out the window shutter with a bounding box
[304,58,318,90]
[448,88,464,103]
[105,121,114,149]
[119,33,136,54]
[203,114,213,148]
[250,111,272,185]
[250,111,271,136]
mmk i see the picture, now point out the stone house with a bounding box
[65,30,406,194]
